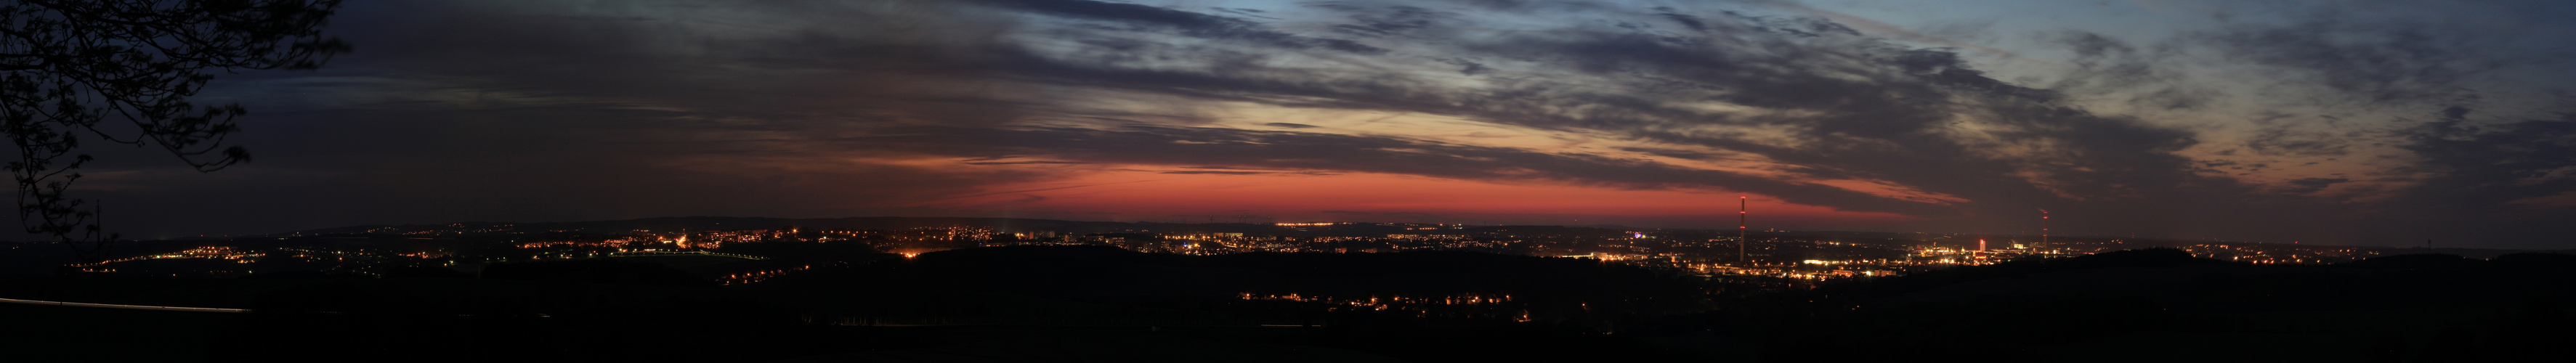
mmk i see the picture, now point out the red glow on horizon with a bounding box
[923,168,1915,225]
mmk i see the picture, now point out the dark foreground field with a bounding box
[4,247,2572,362]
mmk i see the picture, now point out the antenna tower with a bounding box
[1738,196,1748,264]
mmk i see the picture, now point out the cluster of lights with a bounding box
[1237,292,1525,319]
[65,246,255,268]
[718,264,814,285]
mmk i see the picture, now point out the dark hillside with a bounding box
[762,245,1720,324]
[1728,251,2576,362]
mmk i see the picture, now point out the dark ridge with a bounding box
[477,259,710,287]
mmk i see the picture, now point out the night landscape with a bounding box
[4,1,2574,362]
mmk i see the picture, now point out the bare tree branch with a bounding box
[0,0,346,264]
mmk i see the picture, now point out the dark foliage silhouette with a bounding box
[0,0,346,261]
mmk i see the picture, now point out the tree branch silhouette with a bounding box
[0,0,345,263]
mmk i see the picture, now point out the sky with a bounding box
[44,0,2576,248]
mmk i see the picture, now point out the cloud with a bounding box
[1730,0,2035,62]
[842,124,1961,216]
[66,0,2573,247]
[958,4,2221,213]
[963,160,1095,166]
[1651,7,1710,32]
[2245,127,2352,157]
[254,1,2208,230]
[2282,177,2349,194]
[2388,107,2576,208]
[1433,57,1492,76]
[969,0,1385,54]
[1325,4,1445,38]
[2195,16,2501,105]
[2047,31,2219,111]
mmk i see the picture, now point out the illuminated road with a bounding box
[0,297,246,313]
